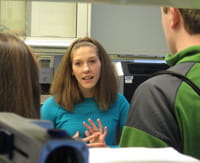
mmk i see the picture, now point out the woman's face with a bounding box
[72,46,101,97]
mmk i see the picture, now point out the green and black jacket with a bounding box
[119,45,200,160]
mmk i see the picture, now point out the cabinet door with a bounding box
[0,1,90,47]
[0,0,26,36]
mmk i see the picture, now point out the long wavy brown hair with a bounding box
[0,33,40,118]
[50,37,118,112]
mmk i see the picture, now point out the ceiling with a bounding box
[18,0,200,9]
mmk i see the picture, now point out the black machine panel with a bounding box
[121,61,169,102]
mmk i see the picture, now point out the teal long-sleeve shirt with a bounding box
[41,93,130,146]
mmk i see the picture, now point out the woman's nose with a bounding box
[83,63,90,72]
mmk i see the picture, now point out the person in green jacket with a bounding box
[120,7,200,160]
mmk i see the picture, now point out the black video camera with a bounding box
[0,113,88,163]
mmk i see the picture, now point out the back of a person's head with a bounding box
[0,33,40,118]
[178,8,200,34]
[163,7,200,34]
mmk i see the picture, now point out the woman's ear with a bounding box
[169,8,180,29]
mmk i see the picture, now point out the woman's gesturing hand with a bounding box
[82,118,108,147]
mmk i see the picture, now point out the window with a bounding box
[0,0,90,47]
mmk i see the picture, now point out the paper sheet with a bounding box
[89,147,200,163]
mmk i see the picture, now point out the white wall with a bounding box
[90,4,170,56]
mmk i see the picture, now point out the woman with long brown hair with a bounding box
[41,37,129,147]
[0,33,40,118]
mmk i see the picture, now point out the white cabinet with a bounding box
[0,1,169,56]
[0,1,90,47]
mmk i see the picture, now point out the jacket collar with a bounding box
[165,45,200,66]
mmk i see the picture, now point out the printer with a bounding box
[114,60,169,102]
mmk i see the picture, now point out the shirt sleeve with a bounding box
[40,96,58,127]
[118,93,130,130]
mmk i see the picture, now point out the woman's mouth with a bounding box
[82,76,93,80]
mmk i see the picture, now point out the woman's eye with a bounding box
[89,59,96,63]
[74,62,81,66]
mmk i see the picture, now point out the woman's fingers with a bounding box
[82,132,100,142]
[85,130,90,137]
[83,118,100,134]
[97,118,103,133]
[102,126,108,138]
[72,131,79,139]
[87,142,106,148]
[88,118,98,132]
[83,121,93,133]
